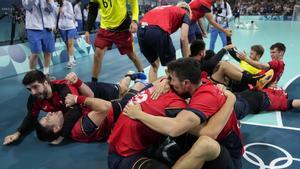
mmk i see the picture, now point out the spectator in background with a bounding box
[56,0,78,68]
[22,0,56,79]
[209,0,232,51]
[83,3,89,24]
[233,4,241,24]
[74,0,83,32]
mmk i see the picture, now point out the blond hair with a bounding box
[176,1,192,17]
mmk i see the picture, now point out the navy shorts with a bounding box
[86,82,120,101]
[27,29,55,53]
[137,25,175,66]
[234,90,270,120]
[188,22,203,43]
[108,152,145,169]
[81,114,99,136]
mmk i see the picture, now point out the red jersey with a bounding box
[71,107,115,142]
[18,80,82,137]
[30,80,80,116]
[260,60,285,84]
[140,6,188,34]
[263,87,289,111]
[108,87,186,157]
[189,0,212,22]
[187,82,242,157]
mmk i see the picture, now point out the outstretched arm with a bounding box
[65,72,94,97]
[205,12,231,37]
[238,52,270,69]
[3,95,39,145]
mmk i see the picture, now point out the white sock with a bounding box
[69,55,75,63]
[43,67,49,75]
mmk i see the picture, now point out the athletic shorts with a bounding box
[86,82,120,101]
[137,25,175,66]
[94,28,133,55]
[59,28,78,43]
[234,90,269,120]
[188,21,203,43]
[27,29,55,53]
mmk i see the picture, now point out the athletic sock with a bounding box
[43,67,49,75]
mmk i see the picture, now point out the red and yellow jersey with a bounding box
[240,60,262,75]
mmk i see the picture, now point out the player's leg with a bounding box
[172,136,227,169]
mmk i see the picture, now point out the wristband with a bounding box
[73,78,83,88]
[76,96,87,105]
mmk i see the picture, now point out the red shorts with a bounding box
[94,28,133,55]
[70,107,115,142]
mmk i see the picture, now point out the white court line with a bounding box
[293,158,300,162]
[276,111,284,127]
[241,121,300,132]
[283,74,300,90]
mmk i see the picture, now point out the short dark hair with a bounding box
[22,70,47,86]
[204,50,215,60]
[190,40,206,57]
[35,122,60,142]
[251,45,264,56]
[270,42,286,53]
[167,58,201,85]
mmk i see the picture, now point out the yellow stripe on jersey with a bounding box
[93,0,139,29]
[240,60,261,75]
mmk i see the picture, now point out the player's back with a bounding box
[108,87,186,157]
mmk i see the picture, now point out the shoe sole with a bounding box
[256,69,274,89]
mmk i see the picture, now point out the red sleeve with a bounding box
[164,96,186,118]
[167,97,187,109]
[268,60,279,70]
[187,90,224,122]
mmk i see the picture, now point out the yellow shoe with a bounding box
[255,69,274,89]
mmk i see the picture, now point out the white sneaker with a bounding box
[66,61,76,69]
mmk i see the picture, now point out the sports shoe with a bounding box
[255,69,274,90]
[125,72,147,81]
[66,61,76,69]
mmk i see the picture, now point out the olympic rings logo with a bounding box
[243,142,300,169]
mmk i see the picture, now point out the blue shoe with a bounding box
[126,72,147,81]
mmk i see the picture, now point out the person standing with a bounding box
[137,2,191,82]
[22,0,56,78]
[209,0,232,51]
[84,0,144,82]
[188,0,232,46]
[74,0,83,32]
[56,0,78,68]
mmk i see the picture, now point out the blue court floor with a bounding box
[1,20,300,169]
